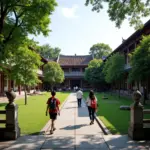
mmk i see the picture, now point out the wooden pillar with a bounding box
[8,80,11,91]
[1,74,4,95]
[80,68,82,72]
[69,68,71,72]
[69,79,70,88]
[0,73,1,94]
[81,80,82,88]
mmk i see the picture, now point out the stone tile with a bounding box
[0,140,15,150]
[75,123,103,135]
[104,135,150,150]
[3,135,46,150]
[42,135,75,149]
[75,135,109,149]
[41,149,74,150]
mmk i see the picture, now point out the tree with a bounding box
[103,52,125,97]
[43,62,64,90]
[128,35,150,104]
[84,59,105,89]
[8,44,42,105]
[85,0,150,29]
[0,0,57,61]
[37,44,61,59]
[89,43,112,59]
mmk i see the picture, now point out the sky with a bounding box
[29,0,149,55]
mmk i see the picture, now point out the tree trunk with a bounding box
[51,84,54,91]
[119,81,121,98]
[24,85,27,105]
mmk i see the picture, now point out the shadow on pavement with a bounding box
[64,106,77,109]
[60,124,87,130]
[78,105,89,117]
[103,135,150,150]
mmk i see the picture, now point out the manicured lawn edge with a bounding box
[40,94,70,133]
[95,116,112,135]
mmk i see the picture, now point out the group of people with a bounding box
[76,88,98,125]
[45,89,98,134]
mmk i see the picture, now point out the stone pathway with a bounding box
[0,93,150,150]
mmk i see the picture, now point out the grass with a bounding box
[0,92,69,135]
[84,92,150,135]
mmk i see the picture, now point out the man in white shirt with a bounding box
[76,88,83,107]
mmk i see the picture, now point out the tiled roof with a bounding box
[58,55,93,66]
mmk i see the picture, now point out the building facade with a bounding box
[57,54,93,90]
[107,20,150,98]
[0,56,48,96]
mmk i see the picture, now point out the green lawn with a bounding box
[0,92,69,135]
[84,92,150,135]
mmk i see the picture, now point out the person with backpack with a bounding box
[86,90,98,125]
[46,91,60,134]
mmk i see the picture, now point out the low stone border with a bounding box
[95,115,111,135]
[40,94,71,133]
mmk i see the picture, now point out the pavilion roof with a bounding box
[57,54,93,66]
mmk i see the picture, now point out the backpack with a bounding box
[49,98,57,110]
[91,99,97,108]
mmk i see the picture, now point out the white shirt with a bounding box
[86,96,97,106]
[76,90,83,99]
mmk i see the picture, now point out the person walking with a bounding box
[76,88,83,107]
[46,91,60,134]
[86,90,98,125]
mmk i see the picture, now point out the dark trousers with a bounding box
[77,98,82,107]
[88,106,96,121]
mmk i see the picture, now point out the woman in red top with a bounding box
[46,91,60,134]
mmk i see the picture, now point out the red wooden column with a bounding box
[0,73,1,95]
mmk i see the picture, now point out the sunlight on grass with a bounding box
[84,92,150,135]
[0,92,70,135]
[100,116,118,134]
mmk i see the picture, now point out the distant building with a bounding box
[56,54,93,89]
[105,19,150,98]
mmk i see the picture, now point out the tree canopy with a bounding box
[128,35,150,83]
[84,59,105,86]
[103,52,125,83]
[8,42,42,105]
[0,0,57,60]
[43,61,64,89]
[37,44,61,59]
[85,0,150,29]
[89,43,112,59]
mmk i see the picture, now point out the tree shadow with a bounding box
[60,124,87,130]
[64,106,77,109]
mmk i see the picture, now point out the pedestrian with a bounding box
[86,90,98,125]
[76,88,83,107]
[46,91,60,134]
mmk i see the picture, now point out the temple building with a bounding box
[56,54,93,90]
[106,19,150,98]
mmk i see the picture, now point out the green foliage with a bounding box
[103,53,125,83]
[89,43,112,59]
[0,0,57,61]
[128,35,150,82]
[43,61,64,86]
[85,0,150,29]
[37,44,61,59]
[84,59,105,84]
[8,44,42,86]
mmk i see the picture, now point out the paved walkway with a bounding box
[0,93,150,150]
